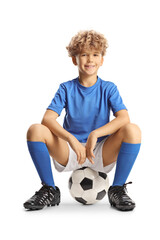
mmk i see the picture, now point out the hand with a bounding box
[68,136,86,165]
[85,132,98,164]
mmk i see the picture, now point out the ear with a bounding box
[100,57,104,66]
[72,56,77,66]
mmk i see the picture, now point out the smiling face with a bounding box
[72,49,104,78]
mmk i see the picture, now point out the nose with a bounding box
[87,54,93,62]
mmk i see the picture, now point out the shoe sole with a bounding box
[109,200,135,211]
[24,198,60,211]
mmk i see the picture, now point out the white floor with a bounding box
[2,163,159,240]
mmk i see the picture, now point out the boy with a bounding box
[24,30,141,211]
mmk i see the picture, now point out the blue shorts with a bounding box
[52,137,116,173]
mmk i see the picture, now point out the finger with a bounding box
[90,159,94,164]
[77,154,81,163]
[79,160,85,165]
[91,152,95,158]
[79,160,84,165]
[89,150,95,159]
[88,156,94,164]
[86,152,94,164]
[78,154,86,164]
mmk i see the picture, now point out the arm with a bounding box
[92,109,130,138]
[41,109,73,142]
[85,110,130,163]
[41,110,87,164]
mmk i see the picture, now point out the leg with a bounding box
[27,123,69,186]
[27,123,69,166]
[24,123,69,210]
[102,123,141,211]
[102,123,141,167]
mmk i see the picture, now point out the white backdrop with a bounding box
[0,0,159,239]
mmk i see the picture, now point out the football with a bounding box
[68,167,109,205]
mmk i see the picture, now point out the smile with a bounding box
[85,65,95,68]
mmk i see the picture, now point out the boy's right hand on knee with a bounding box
[68,136,86,165]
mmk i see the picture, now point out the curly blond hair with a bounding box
[66,30,108,57]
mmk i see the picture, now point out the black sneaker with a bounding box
[23,184,61,210]
[108,182,135,211]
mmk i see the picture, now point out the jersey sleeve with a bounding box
[47,83,66,116]
[108,84,127,115]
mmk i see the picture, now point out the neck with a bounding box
[78,73,98,87]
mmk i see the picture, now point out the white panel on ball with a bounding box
[70,183,83,198]
[72,170,85,183]
[82,189,98,204]
[84,167,98,179]
[93,176,109,192]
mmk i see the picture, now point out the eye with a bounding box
[94,54,99,56]
[81,53,87,56]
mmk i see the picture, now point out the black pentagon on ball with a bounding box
[98,172,107,180]
[80,177,93,190]
[96,190,106,200]
[75,197,87,205]
[68,177,72,189]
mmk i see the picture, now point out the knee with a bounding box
[27,123,46,141]
[120,123,141,143]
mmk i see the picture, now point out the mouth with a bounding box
[84,65,95,69]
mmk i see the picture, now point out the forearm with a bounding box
[41,117,73,142]
[92,115,130,138]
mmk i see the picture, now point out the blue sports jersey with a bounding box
[47,76,127,143]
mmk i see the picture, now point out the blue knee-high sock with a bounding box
[27,141,55,189]
[112,142,141,186]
